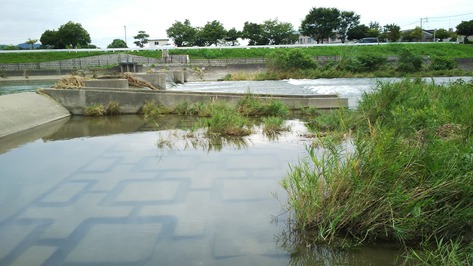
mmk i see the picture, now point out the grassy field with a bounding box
[1,43,472,63]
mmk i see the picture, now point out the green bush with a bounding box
[266,49,317,71]
[357,54,388,71]
[396,47,423,72]
[429,56,457,70]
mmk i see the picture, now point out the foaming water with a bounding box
[171,77,472,108]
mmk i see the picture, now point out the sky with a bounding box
[1,0,472,48]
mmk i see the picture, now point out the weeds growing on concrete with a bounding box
[84,100,121,116]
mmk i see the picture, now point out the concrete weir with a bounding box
[0,75,347,138]
[41,86,348,115]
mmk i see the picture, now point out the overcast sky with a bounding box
[1,0,472,48]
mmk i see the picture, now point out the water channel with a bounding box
[0,77,470,265]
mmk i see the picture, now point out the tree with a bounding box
[56,21,91,48]
[133,30,149,48]
[107,39,127,48]
[25,38,38,50]
[434,28,452,41]
[40,21,91,49]
[300,7,340,44]
[193,28,207,47]
[200,20,227,46]
[337,11,360,43]
[242,22,267,45]
[40,30,59,48]
[367,21,382,38]
[456,20,473,43]
[262,18,297,45]
[410,27,423,41]
[225,27,241,46]
[347,24,369,41]
[383,24,401,42]
[166,19,197,47]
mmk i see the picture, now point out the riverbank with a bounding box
[0,92,70,138]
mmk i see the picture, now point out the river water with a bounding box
[0,115,405,265]
[0,77,469,265]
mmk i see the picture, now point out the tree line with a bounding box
[4,7,472,50]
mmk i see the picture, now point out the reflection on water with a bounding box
[0,115,403,265]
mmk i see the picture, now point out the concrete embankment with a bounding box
[0,92,70,138]
[42,87,348,115]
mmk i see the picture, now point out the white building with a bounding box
[148,38,171,48]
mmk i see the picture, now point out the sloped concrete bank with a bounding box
[0,92,70,138]
[41,87,348,115]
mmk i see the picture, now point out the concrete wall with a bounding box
[42,88,348,115]
[0,92,71,138]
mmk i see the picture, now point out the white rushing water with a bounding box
[170,77,471,108]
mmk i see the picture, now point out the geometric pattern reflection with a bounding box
[0,131,305,265]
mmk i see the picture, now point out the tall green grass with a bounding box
[282,78,473,264]
[141,93,291,137]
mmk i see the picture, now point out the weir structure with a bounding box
[0,71,348,138]
[41,72,348,115]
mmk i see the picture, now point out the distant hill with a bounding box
[0,43,42,50]
[17,43,42,49]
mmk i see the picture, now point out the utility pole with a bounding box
[124,26,128,47]
[420,17,428,42]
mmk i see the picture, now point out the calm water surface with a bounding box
[0,115,403,265]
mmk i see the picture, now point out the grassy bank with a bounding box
[1,43,472,63]
[281,78,473,264]
[172,43,473,60]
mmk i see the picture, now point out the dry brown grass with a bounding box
[121,72,161,90]
[53,75,86,89]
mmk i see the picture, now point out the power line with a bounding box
[428,12,473,19]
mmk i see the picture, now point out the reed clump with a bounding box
[53,75,86,89]
[141,93,291,138]
[282,78,473,264]
[84,100,121,116]
[121,72,161,90]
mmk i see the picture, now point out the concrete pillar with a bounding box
[173,71,185,84]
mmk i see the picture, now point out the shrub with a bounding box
[266,49,317,71]
[429,56,457,71]
[396,48,423,72]
[357,54,388,71]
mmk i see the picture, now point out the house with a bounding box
[148,38,171,48]
[298,33,340,44]
[400,29,435,42]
